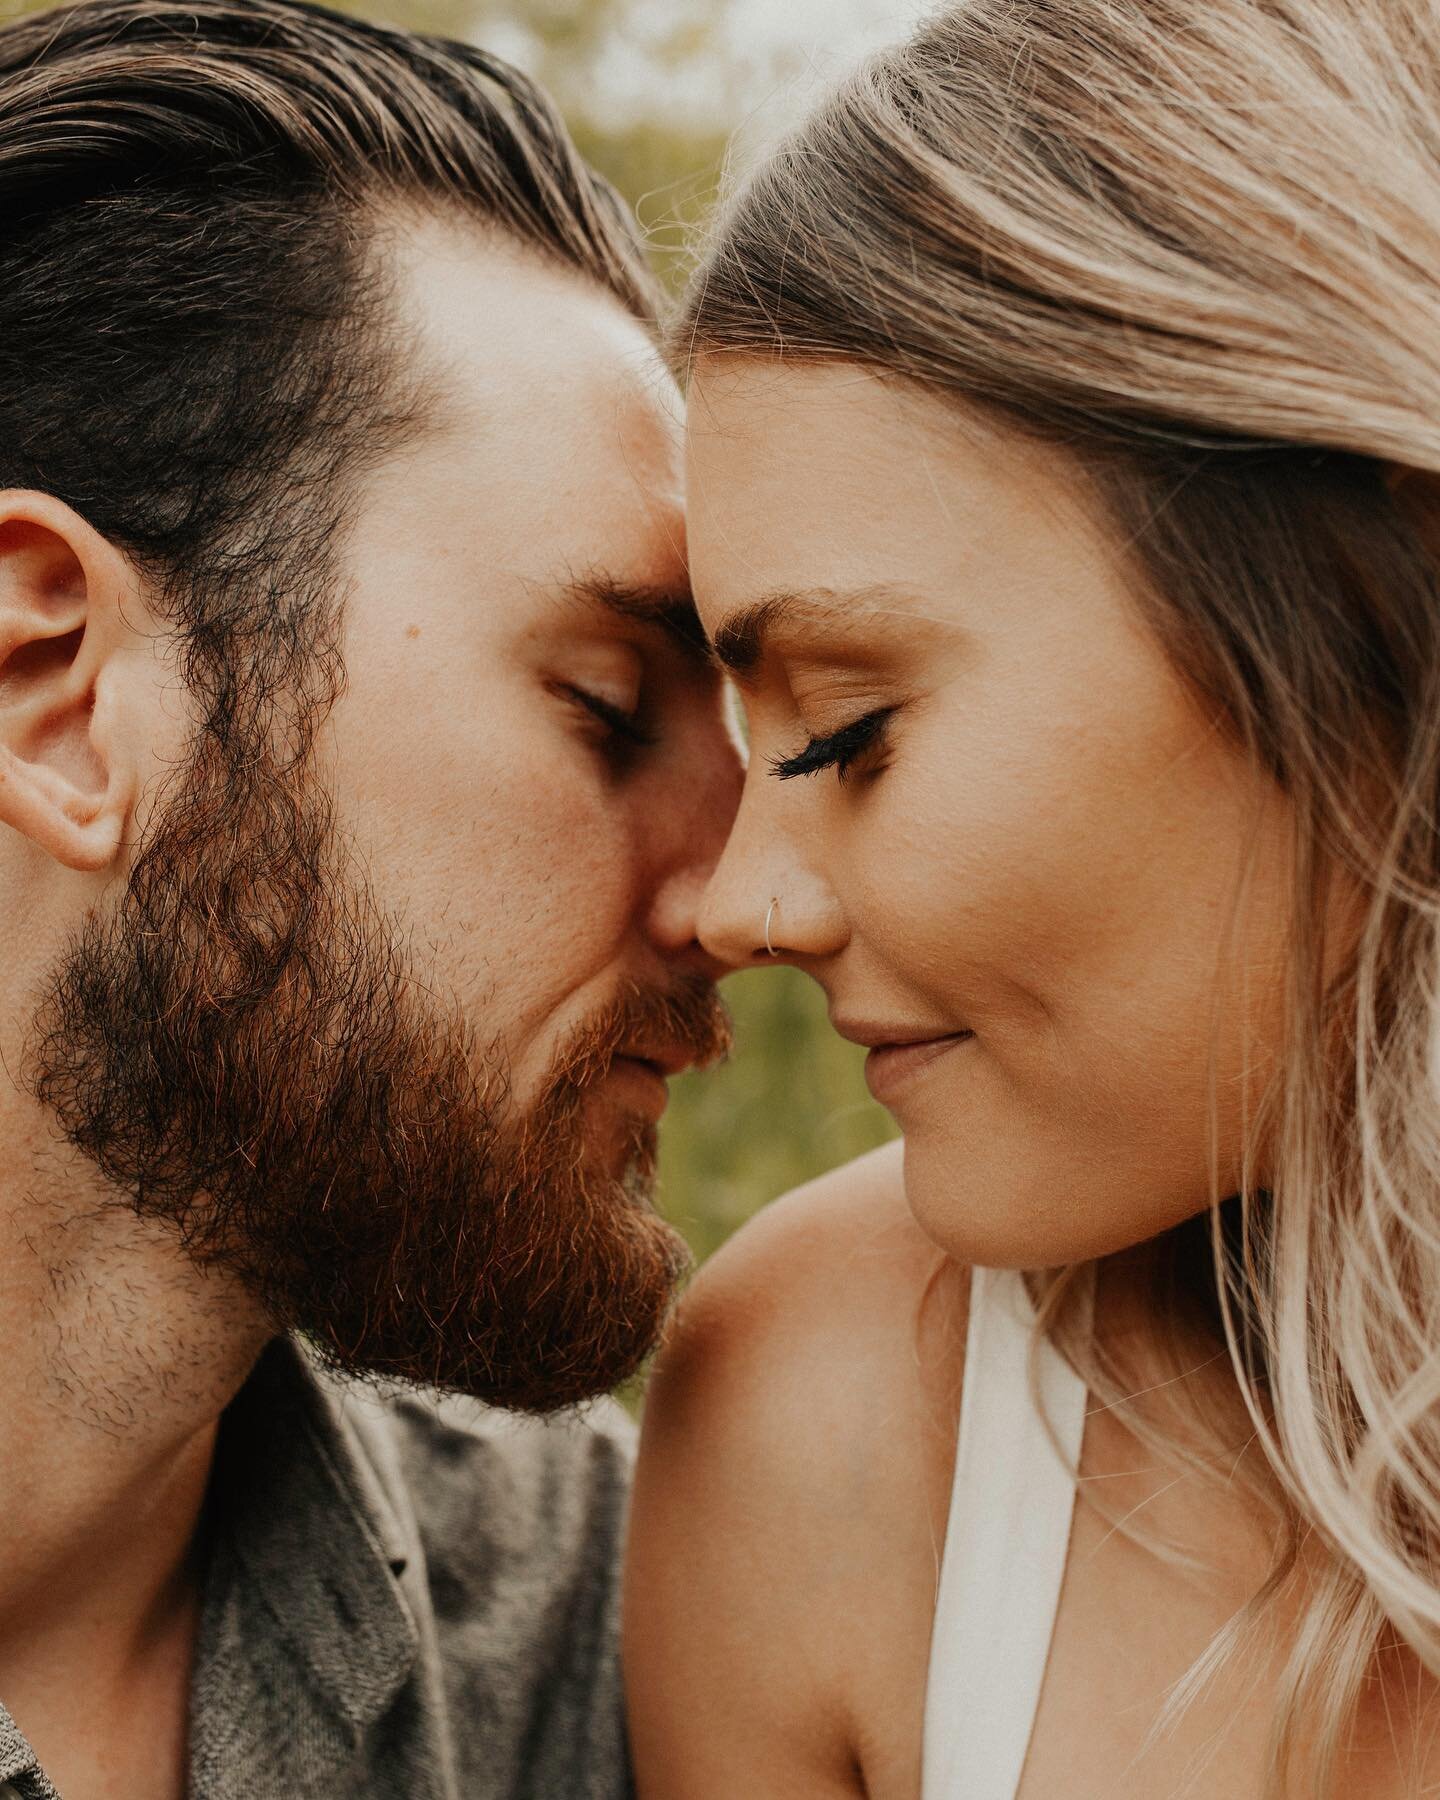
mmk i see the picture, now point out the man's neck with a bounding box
[0,1163,269,1796]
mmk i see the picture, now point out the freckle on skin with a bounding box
[405,624,421,640]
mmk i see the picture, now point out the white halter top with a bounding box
[921,1265,1088,1800]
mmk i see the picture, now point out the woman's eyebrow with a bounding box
[712,583,912,682]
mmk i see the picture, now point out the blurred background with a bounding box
[350,0,931,1267]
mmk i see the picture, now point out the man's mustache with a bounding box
[552,975,734,1094]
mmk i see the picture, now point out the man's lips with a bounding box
[601,1040,704,1120]
[830,1018,976,1106]
[614,1042,696,1079]
[605,1055,674,1121]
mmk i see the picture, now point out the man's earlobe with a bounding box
[0,493,140,873]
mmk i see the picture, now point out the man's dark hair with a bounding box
[0,0,658,740]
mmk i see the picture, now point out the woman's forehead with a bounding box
[683,360,1112,627]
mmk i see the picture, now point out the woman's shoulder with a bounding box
[625,1141,967,1797]
[657,1139,963,1435]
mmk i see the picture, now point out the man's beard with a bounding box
[25,725,731,1412]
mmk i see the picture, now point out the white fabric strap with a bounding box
[921,1265,1088,1800]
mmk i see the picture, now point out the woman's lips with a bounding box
[863,1031,975,1105]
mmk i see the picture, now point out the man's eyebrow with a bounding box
[561,573,711,661]
[712,585,902,681]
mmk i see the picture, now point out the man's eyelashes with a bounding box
[769,706,896,783]
[555,682,658,750]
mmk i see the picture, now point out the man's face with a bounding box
[328,219,738,1139]
[28,218,741,1407]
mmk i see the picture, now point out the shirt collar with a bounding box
[0,1703,58,1799]
[191,1337,422,1783]
[0,1340,426,1800]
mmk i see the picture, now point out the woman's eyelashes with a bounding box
[770,705,897,784]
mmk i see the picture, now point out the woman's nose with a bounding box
[697,786,847,968]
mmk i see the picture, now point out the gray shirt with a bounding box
[0,1338,636,1799]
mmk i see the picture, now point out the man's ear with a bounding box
[0,491,142,873]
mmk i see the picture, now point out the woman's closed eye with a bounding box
[770,705,896,783]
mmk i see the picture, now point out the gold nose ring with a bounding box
[764,897,780,957]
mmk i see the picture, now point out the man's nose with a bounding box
[641,718,746,972]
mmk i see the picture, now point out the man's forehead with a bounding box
[360,213,692,647]
[382,210,678,446]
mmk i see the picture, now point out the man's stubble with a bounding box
[26,671,729,1411]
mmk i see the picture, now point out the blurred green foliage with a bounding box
[4,0,898,1261]
[659,969,895,1266]
[348,0,740,285]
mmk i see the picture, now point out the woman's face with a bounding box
[688,359,1297,1268]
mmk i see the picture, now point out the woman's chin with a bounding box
[899,1133,1211,1272]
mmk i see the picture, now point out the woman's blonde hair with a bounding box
[680,1,1440,1790]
